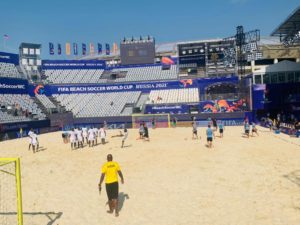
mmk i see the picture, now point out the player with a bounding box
[121,128,128,148]
[69,128,77,149]
[28,128,34,150]
[138,123,144,139]
[31,131,39,153]
[171,117,177,128]
[192,122,198,139]
[98,154,124,217]
[206,125,215,148]
[77,128,84,148]
[99,125,106,144]
[88,127,95,147]
[244,121,250,138]
[151,118,156,129]
[251,122,259,136]
[212,118,218,131]
[82,127,88,144]
[218,121,224,138]
[94,127,99,145]
[143,123,150,141]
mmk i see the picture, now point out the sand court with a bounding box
[0,126,300,225]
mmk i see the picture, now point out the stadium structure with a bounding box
[0,7,300,140]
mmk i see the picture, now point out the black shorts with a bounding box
[193,130,197,134]
[139,132,143,136]
[105,182,119,201]
[245,130,249,134]
[207,137,213,142]
[252,129,256,132]
[219,129,223,133]
[144,132,149,138]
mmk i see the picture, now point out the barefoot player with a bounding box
[99,154,124,217]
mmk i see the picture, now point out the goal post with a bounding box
[132,113,171,128]
[0,158,23,225]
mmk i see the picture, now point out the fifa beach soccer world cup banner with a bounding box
[42,60,106,69]
[28,79,198,96]
[0,77,28,94]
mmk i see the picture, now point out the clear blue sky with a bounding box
[0,0,299,58]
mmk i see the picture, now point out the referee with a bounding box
[99,154,124,217]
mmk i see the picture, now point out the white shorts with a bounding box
[70,138,76,143]
[31,139,37,145]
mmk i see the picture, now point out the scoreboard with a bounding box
[120,40,155,65]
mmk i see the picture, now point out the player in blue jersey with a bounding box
[244,121,250,138]
[218,121,224,138]
[206,125,215,148]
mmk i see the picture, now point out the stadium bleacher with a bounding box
[0,94,46,122]
[147,88,199,104]
[44,69,105,84]
[53,91,141,117]
[0,62,22,79]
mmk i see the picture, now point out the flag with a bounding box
[3,34,9,40]
[66,42,71,55]
[113,42,118,54]
[58,43,62,55]
[89,43,94,55]
[82,43,86,55]
[97,43,102,54]
[73,43,78,55]
[49,42,54,55]
[105,43,110,55]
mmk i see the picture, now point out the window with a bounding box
[295,72,300,82]
[287,72,294,83]
[263,74,270,84]
[270,73,277,83]
[254,75,261,84]
[278,73,285,83]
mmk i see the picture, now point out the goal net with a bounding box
[132,113,170,128]
[0,158,23,225]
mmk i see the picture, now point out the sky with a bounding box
[0,0,299,58]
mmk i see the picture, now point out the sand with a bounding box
[0,126,300,225]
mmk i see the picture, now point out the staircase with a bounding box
[134,93,149,113]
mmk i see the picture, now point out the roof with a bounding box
[271,6,300,36]
[254,60,300,74]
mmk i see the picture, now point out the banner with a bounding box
[58,44,62,55]
[0,52,19,65]
[113,42,118,54]
[105,43,110,55]
[89,43,94,55]
[42,60,106,70]
[49,42,54,55]
[97,43,102,54]
[0,77,28,94]
[82,43,86,55]
[66,43,71,55]
[73,43,78,55]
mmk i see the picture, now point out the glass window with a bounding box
[287,72,294,83]
[278,73,286,83]
[270,73,278,83]
[295,72,300,82]
[263,74,270,84]
[255,75,261,84]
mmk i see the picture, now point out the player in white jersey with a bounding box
[82,127,88,144]
[31,132,39,153]
[69,128,77,150]
[93,127,99,145]
[28,128,34,150]
[76,128,83,148]
[99,125,106,144]
[121,128,128,148]
[88,127,95,147]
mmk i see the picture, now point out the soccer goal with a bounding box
[0,158,23,225]
[132,113,171,128]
